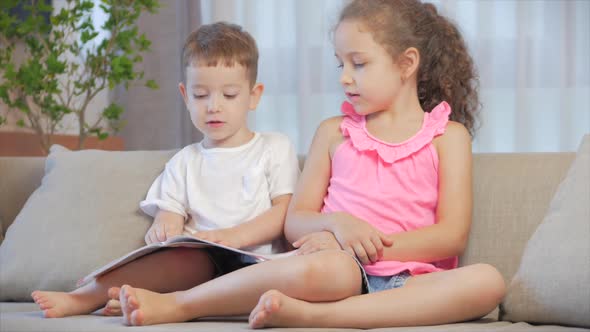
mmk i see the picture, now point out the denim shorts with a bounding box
[348,255,412,294]
[362,271,412,293]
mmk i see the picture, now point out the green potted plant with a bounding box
[0,0,159,154]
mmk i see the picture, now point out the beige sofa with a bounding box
[0,141,589,331]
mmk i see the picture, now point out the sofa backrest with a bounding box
[462,153,574,283]
[0,152,575,283]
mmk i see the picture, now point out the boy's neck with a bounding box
[201,130,256,149]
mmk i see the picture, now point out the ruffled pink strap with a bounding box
[339,101,451,163]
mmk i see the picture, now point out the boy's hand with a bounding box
[193,227,244,249]
[145,210,184,244]
[292,231,341,255]
[330,213,393,265]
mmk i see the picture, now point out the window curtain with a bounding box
[117,0,203,150]
[120,0,590,153]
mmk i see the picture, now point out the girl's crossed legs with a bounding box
[249,263,506,329]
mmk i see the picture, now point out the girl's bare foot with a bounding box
[119,285,188,326]
[31,290,100,318]
[102,287,122,316]
[248,289,311,328]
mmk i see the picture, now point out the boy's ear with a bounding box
[178,82,189,105]
[248,83,264,110]
[399,47,420,82]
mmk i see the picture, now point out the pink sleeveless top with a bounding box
[321,101,458,276]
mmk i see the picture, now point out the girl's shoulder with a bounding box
[314,101,357,140]
[317,116,345,135]
[432,120,472,165]
[432,120,471,151]
[303,115,346,160]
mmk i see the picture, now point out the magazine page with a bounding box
[77,235,295,287]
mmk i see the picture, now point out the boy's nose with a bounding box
[207,96,220,113]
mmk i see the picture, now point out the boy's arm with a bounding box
[145,209,185,244]
[193,194,291,248]
[230,194,291,247]
[381,122,473,262]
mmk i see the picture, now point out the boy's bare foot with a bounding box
[102,287,122,316]
[31,290,100,318]
[119,284,188,326]
[248,289,311,328]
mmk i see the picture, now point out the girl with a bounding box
[248,0,506,328]
[71,0,503,327]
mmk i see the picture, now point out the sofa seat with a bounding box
[4,303,589,332]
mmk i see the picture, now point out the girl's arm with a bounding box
[193,194,291,249]
[381,121,473,262]
[285,117,392,264]
[284,117,341,243]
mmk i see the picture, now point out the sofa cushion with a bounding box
[0,145,176,301]
[501,135,590,328]
[0,156,45,237]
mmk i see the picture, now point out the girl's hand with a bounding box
[292,231,342,255]
[193,228,244,249]
[145,217,184,244]
[330,213,393,264]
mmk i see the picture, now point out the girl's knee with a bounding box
[298,250,361,297]
[469,263,506,307]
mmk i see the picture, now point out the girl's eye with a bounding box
[337,63,343,69]
[193,94,207,99]
[353,63,365,68]
[224,94,237,99]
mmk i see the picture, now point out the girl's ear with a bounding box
[399,47,420,82]
[249,83,265,110]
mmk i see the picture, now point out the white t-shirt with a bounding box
[140,132,299,256]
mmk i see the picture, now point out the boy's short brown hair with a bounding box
[182,22,259,86]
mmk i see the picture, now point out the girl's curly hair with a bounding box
[339,0,481,136]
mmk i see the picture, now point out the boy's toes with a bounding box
[119,285,141,319]
[108,287,121,300]
[103,299,123,316]
[43,308,61,319]
[31,291,41,303]
[130,309,145,326]
[249,310,268,329]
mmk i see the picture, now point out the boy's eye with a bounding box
[337,63,343,69]
[193,94,208,99]
[224,94,237,99]
[353,63,365,68]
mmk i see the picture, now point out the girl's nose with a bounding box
[340,70,353,85]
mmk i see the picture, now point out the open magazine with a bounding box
[77,235,296,287]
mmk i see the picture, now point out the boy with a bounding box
[31,21,299,319]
